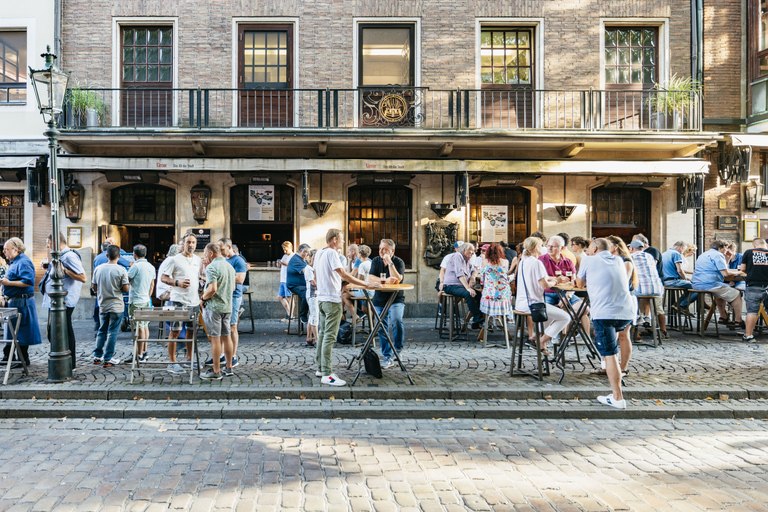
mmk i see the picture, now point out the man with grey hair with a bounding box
[368,238,406,368]
[287,243,312,325]
[442,242,484,330]
[662,240,697,315]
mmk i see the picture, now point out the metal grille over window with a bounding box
[0,31,26,103]
[348,186,412,266]
[111,184,175,225]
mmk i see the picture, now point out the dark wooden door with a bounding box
[238,25,292,127]
[591,187,651,245]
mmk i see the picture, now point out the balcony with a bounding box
[60,86,702,132]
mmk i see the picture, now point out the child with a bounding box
[303,249,318,346]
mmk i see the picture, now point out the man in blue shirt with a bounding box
[1,238,42,368]
[93,239,131,330]
[661,241,697,315]
[691,240,746,328]
[287,244,311,324]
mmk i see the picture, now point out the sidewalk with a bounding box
[2,317,768,418]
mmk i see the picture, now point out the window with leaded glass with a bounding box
[111,185,175,225]
[348,186,412,266]
[480,29,533,86]
[0,31,26,104]
[591,187,650,243]
[120,26,173,126]
[469,187,529,247]
[0,192,24,241]
[604,27,658,88]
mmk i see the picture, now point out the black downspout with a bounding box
[693,0,705,256]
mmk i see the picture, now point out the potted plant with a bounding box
[647,74,701,130]
[66,82,109,127]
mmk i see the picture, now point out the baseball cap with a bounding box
[454,241,461,249]
[629,240,644,249]
[481,244,490,250]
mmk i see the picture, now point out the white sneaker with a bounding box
[321,373,346,386]
[315,370,323,377]
[597,394,627,409]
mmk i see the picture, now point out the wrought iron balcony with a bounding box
[60,86,702,132]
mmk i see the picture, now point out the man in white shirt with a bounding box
[161,232,202,374]
[576,238,636,410]
[314,228,380,386]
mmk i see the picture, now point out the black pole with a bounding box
[45,120,73,382]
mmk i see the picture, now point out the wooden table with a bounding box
[345,283,415,386]
[551,284,598,383]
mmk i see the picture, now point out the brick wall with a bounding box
[703,150,741,249]
[703,0,743,119]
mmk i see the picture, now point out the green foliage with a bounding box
[647,74,701,113]
[66,82,110,124]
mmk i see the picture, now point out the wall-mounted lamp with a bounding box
[310,173,331,217]
[745,179,764,212]
[190,181,211,224]
[556,175,577,220]
[64,180,84,222]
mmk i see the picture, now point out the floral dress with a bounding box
[480,263,513,317]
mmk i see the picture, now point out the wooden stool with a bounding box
[479,314,511,349]
[664,287,694,332]
[635,295,662,347]
[690,290,719,337]
[510,310,549,381]
[287,293,305,336]
[439,293,468,342]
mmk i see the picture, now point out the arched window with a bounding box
[591,186,651,243]
[469,186,530,246]
[348,185,412,266]
[230,184,294,264]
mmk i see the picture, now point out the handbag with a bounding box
[363,348,383,378]
[520,258,548,323]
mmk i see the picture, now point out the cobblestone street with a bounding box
[0,418,767,511]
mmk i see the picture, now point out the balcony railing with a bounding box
[60,87,702,132]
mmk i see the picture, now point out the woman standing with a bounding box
[480,243,512,323]
[276,241,294,321]
[515,237,570,355]
[0,238,42,367]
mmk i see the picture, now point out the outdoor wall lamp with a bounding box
[190,180,211,224]
[745,179,764,212]
[64,180,84,222]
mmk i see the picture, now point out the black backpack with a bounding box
[336,320,352,345]
[363,348,383,378]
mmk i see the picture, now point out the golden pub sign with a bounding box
[379,94,408,123]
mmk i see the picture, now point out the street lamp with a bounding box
[745,179,765,212]
[29,46,73,383]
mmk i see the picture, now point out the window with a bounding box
[469,187,530,246]
[0,192,23,241]
[238,24,293,127]
[759,0,768,78]
[230,184,294,264]
[0,31,26,104]
[111,184,175,224]
[479,27,535,128]
[121,26,173,126]
[604,27,657,88]
[348,186,412,266]
[591,187,651,243]
[359,25,414,86]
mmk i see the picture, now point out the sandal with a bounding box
[621,369,630,378]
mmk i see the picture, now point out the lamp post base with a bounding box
[46,357,75,383]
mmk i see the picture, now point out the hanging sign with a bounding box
[248,185,275,221]
[480,205,508,242]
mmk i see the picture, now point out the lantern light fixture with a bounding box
[190,181,211,224]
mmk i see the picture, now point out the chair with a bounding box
[510,310,550,381]
[130,307,200,384]
[438,293,468,342]
[287,293,305,336]
[690,289,720,337]
[664,286,693,332]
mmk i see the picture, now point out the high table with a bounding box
[1,308,24,385]
[551,284,598,383]
[346,283,415,386]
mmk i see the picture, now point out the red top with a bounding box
[539,253,576,293]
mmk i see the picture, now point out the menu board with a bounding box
[248,185,275,221]
[480,205,508,242]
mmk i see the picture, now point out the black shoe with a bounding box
[470,322,482,330]
[10,362,26,369]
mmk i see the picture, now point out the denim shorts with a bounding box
[744,286,767,315]
[230,296,243,325]
[592,319,632,357]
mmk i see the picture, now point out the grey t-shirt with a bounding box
[92,263,129,314]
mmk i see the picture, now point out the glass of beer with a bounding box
[555,270,562,277]
[380,273,387,285]
[566,270,573,280]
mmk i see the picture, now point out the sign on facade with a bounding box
[480,205,508,242]
[194,228,211,251]
[248,185,275,221]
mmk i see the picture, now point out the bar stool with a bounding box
[634,295,662,347]
[510,310,549,381]
[349,296,374,348]
[480,314,511,349]
[287,293,305,336]
[438,293,468,341]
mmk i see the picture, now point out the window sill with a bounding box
[0,102,27,106]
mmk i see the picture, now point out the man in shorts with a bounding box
[161,232,202,374]
[739,238,768,341]
[691,240,746,329]
[214,238,247,367]
[127,244,155,362]
[200,243,235,380]
[576,238,636,410]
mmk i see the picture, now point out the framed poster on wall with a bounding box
[248,185,275,221]
[67,227,82,248]
[480,205,508,242]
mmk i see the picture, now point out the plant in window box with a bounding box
[646,74,700,130]
[65,82,110,127]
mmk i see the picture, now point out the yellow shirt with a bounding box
[561,247,578,267]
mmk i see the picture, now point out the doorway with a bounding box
[124,226,175,267]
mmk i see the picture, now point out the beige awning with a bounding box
[730,134,768,148]
[0,156,38,168]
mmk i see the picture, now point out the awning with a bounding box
[0,156,38,169]
[730,134,768,148]
[58,156,710,176]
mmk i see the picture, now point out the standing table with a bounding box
[346,283,415,386]
[1,308,25,385]
[551,285,598,383]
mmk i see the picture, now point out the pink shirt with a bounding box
[539,253,576,293]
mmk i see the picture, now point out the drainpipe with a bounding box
[692,0,705,256]
[54,0,62,63]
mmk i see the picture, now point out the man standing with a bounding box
[662,241,697,316]
[740,238,768,341]
[1,238,42,368]
[200,243,235,380]
[214,238,247,368]
[92,240,130,330]
[161,232,202,374]
[442,243,484,329]
[692,240,746,329]
[576,238,635,409]
[127,244,155,362]
[367,239,405,369]
[91,245,129,367]
[287,243,311,325]
[40,232,86,370]
[629,240,668,339]
[314,229,380,386]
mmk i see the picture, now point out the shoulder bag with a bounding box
[520,258,548,323]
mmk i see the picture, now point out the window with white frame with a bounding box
[0,31,26,104]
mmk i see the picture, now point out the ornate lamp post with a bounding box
[29,46,73,382]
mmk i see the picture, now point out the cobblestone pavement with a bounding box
[4,318,768,398]
[0,417,767,511]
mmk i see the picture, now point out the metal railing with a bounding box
[60,86,702,132]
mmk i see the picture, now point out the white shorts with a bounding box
[307,296,319,326]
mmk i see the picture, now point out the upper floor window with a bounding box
[359,25,414,86]
[758,0,768,78]
[480,28,533,86]
[604,27,657,88]
[0,31,26,104]
[120,26,173,126]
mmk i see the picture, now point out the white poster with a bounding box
[248,185,275,221]
[480,205,508,242]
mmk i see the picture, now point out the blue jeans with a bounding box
[374,302,404,360]
[544,292,579,307]
[663,279,698,307]
[592,319,632,357]
[94,311,122,362]
[442,285,483,324]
